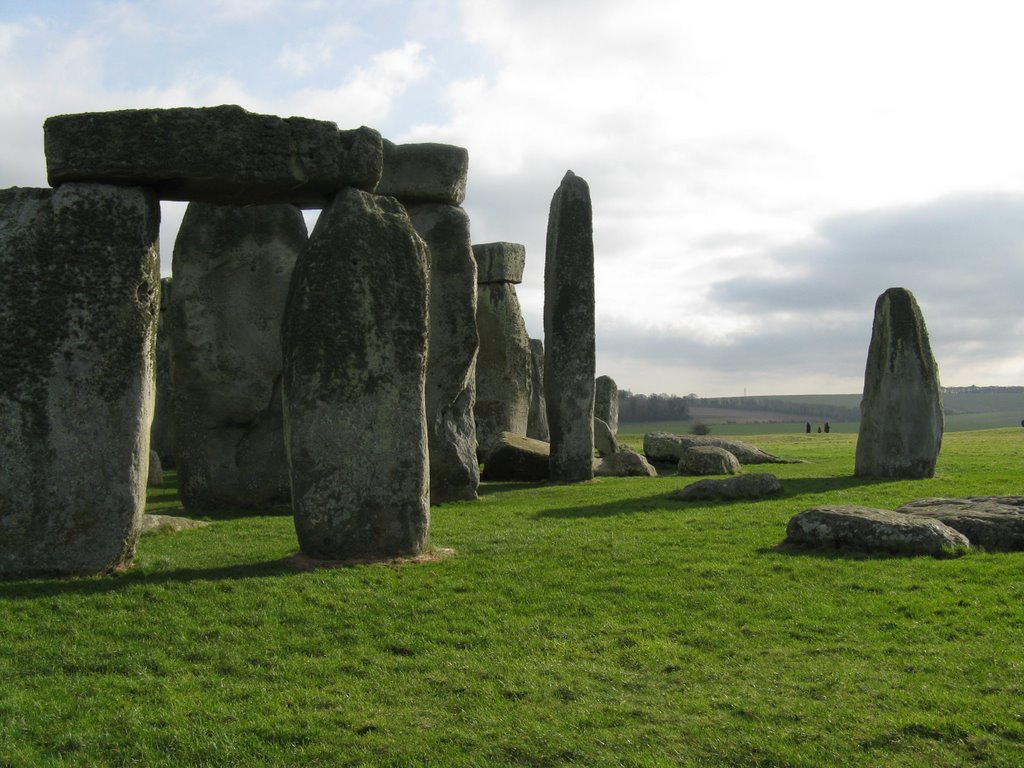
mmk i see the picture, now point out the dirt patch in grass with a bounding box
[282,547,457,570]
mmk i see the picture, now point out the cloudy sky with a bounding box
[4,0,1024,397]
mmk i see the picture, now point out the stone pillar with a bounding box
[282,189,430,560]
[0,184,160,577]
[855,287,943,479]
[473,241,533,459]
[170,202,306,513]
[544,171,595,482]
[595,375,619,436]
[527,338,550,441]
[150,277,175,467]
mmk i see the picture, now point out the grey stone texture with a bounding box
[44,106,382,207]
[473,243,533,459]
[644,433,792,465]
[594,375,619,435]
[405,203,480,504]
[855,287,943,479]
[676,446,741,476]
[481,432,551,482]
[150,277,175,467]
[282,189,430,560]
[670,473,782,502]
[170,202,305,513]
[475,241,526,284]
[785,505,969,557]
[0,184,160,577]
[148,450,164,487]
[594,417,619,458]
[140,514,210,535]
[527,338,550,441]
[377,141,469,205]
[594,449,658,477]
[544,170,596,482]
[897,496,1024,551]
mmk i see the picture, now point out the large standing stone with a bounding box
[526,338,550,441]
[855,287,943,479]
[405,203,480,504]
[282,189,430,560]
[544,171,595,482]
[377,141,469,205]
[150,277,175,467]
[473,242,533,459]
[594,375,619,436]
[0,184,159,577]
[170,203,306,513]
[44,106,382,207]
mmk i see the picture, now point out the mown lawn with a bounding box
[2,430,1024,766]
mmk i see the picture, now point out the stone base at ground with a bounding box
[481,433,551,482]
[671,473,782,501]
[677,446,741,476]
[785,505,969,557]
[897,496,1024,551]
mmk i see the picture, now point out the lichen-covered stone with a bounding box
[170,202,305,513]
[150,277,175,467]
[855,287,943,479]
[594,449,658,477]
[282,189,430,560]
[148,450,164,487]
[671,473,782,501]
[481,432,551,482]
[405,203,480,504]
[0,184,159,577]
[594,417,619,457]
[785,505,968,557]
[544,170,595,482]
[595,375,619,435]
[474,241,526,284]
[644,433,792,465]
[897,496,1024,551]
[377,141,469,205]
[44,106,382,207]
[677,446,741,476]
[526,338,550,441]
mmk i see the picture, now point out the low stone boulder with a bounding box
[594,417,619,458]
[785,505,969,557]
[594,449,658,477]
[897,496,1024,551]
[644,433,795,465]
[677,446,740,475]
[482,432,551,482]
[670,473,782,501]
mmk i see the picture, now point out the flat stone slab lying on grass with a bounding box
[644,433,798,465]
[677,446,740,476]
[140,514,211,535]
[44,105,382,206]
[594,450,658,477]
[785,505,969,557]
[897,497,1024,551]
[670,473,782,501]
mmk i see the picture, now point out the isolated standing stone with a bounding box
[474,242,533,458]
[377,141,469,205]
[0,184,159,577]
[282,189,430,560]
[170,202,306,512]
[595,375,619,435]
[44,106,382,206]
[150,277,175,466]
[544,171,596,482]
[405,203,480,503]
[527,338,550,441]
[855,287,943,479]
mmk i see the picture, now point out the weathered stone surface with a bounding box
[644,433,793,465]
[377,141,469,205]
[855,287,943,479]
[405,203,479,504]
[897,496,1024,551]
[594,449,658,477]
[594,375,619,435]
[594,417,619,458]
[150,277,175,467]
[481,432,551,482]
[148,450,164,487]
[44,106,382,207]
[785,505,968,557]
[677,446,741,476]
[671,473,782,501]
[170,202,305,513]
[0,184,159,577]
[140,514,210,535]
[527,338,550,442]
[474,241,526,284]
[283,189,430,560]
[544,170,595,482]
[475,282,532,459]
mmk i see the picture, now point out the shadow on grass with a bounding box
[759,542,969,561]
[478,481,548,496]
[533,490,681,519]
[777,475,890,498]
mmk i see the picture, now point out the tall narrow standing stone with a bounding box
[0,184,160,577]
[594,375,619,436]
[150,277,175,467]
[855,287,943,479]
[282,189,430,559]
[527,338,550,441]
[544,170,595,482]
[170,203,306,512]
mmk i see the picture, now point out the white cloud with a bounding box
[276,24,358,76]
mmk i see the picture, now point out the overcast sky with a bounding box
[4,0,1024,397]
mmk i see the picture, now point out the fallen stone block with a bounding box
[785,505,969,557]
[897,496,1024,551]
[671,473,782,501]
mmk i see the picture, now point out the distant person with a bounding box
[817,426,822,433]
[805,422,811,434]
[824,421,830,434]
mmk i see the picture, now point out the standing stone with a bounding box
[0,184,159,577]
[282,189,430,560]
[473,242,533,459]
[544,171,595,482]
[405,203,480,504]
[855,287,943,479]
[150,277,175,467]
[170,202,306,512]
[594,375,619,436]
[527,338,550,441]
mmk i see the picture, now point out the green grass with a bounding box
[3,430,1024,766]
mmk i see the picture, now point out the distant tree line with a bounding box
[618,390,693,422]
[942,385,1024,394]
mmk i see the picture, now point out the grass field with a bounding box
[2,429,1024,766]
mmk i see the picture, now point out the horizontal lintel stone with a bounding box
[472,241,526,284]
[376,140,469,205]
